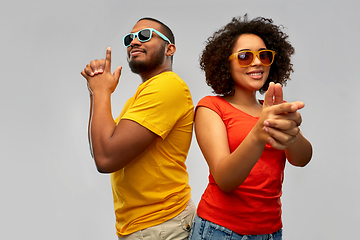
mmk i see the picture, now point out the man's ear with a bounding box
[166,44,176,57]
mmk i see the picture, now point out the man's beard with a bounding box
[129,44,166,74]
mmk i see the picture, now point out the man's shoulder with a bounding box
[146,71,189,92]
[152,71,184,84]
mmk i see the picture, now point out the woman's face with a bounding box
[230,34,271,93]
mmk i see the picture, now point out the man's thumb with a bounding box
[113,66,122,82]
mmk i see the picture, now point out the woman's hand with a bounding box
[257,82,304,150]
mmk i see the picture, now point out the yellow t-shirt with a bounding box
[111,71,194,237]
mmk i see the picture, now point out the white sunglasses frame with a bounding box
[123,28,171,47]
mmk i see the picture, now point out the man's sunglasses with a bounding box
[123,28,171,47]
[229,50,276,67]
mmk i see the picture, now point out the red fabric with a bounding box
[196,96,286,235]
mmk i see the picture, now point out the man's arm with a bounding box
[81,48,158,173]
[87,85,94,158]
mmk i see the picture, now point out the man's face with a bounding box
[127,20,167,74]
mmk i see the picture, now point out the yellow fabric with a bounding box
[111,71,194,237]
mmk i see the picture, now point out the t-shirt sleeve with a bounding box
[195,96,223,118]
[121,75,191,139]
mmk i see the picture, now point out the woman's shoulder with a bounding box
[197,95,224,106]
[196,95,231,118]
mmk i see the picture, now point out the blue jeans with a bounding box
[189,215,282,240]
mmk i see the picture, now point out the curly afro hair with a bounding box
[200,14,295,96]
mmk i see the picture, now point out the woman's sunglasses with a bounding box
[123,28,171,47]
[229,50,276,67]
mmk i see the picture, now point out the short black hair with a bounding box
[137,17,175,45]
[200,14,295,96]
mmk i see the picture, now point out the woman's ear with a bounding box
[166,44,176,57]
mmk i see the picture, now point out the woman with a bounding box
[189,15,312,240]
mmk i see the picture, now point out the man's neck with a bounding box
[140,66,172,82]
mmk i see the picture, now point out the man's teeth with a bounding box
[248,72,262,76]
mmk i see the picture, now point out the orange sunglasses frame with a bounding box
[229,50,276,67]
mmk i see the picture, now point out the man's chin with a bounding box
[128,50,164,75]
[129,59,144,74]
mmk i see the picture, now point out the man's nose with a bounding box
[130,36,141,47]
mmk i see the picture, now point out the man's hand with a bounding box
[81,47,122,95]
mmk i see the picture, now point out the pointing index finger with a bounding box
[274,83,283,105]
[264,82,275,107]
[272,102,298,115]
[105,47,112,73]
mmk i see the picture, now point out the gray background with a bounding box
[1,0,359,239]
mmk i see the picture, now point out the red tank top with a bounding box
[196,96,286,235]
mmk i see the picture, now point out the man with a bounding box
[81,18,195,239]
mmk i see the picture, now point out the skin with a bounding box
[80,20,176,173]
[195,34,312,192]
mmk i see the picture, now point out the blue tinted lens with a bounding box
[138,29,151,41]
[123,34,134,47]
[123,29,152,47]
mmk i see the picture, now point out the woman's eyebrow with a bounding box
[237,47,267,52]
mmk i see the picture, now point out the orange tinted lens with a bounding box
[237,51,254,66]
[259,51,273,65]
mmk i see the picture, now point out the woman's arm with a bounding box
[196,84,307,192]
[285,130,312,167]
[195,106,268,193]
